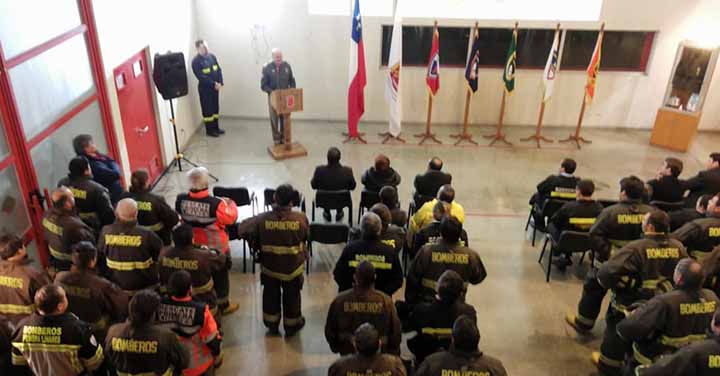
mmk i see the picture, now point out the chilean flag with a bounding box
[347,0,366,137]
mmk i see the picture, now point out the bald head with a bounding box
[360,212,382,240]
[116,198,139,222]
[188,167,210,191]
[271,48,283,64]
[437,184,455,203]
[52,186,75,210]
[675,258,704,290]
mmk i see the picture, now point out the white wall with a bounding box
[195,0,720,131]
[93,0,201,182]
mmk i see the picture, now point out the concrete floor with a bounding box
[153,118,720,376]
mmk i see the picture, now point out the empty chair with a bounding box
[539,231,595,282]
[312,190,353,226]
[525,199,569,246]
[306,223,349,273]
[213,186,258,272]
[357,190,380,224]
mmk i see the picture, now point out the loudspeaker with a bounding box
[152,52,188,100]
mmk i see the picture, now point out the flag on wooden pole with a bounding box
[426,25,440,96]
[384,0,402,137]
[465,26,481,93]
[347,0,366,137]
[542,27,560,102]
[503,26,517,93]
[585,26,604,104]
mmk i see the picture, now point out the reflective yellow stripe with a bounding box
[0,303,34,314]
[599,352,624,368]
[194,279,214,295]
[213,114,220,119]
[12,342,81,352]
[106,258,154,271]
[203,116,215,122]
[83,345,104,370]
[262,245,302,255]
[78,212,97,219]
[641,279,659,290]
[575,313,595,327]
[421,278,437,290]
[284,316,303,326]
[633,343,653,365]
[659,334,707,348]
[551,191,576,199]
[212,64,218,71]
[11,352,27,365]
[201,67,211,74]
[49,247,73,261]
[263,313,281,323]
[421,328,452,336]
[569,218,596,225]
[146,222,164,231]
[691,250,710,262]
[261,265,304,281]
[118,369,172,376]
[349,260,391,270]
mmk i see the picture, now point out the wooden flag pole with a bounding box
[416,20,442,145]
[484,21,517,147]
[451,21,479,146]
[342,132,367,144]
[378,131,405,144]
[521,23,559,148]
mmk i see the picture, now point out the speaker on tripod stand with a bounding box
[152,51,218,188]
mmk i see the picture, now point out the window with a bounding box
[475,28,556,68]
[562,30,655,71]
[381,26,470,67]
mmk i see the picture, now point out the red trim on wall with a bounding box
[26,94,97,149]
[639,32,656,73]
[5,25,87,68]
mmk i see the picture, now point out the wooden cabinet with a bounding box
[650,108,700,152]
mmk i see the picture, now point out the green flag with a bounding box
[503,28,517,93]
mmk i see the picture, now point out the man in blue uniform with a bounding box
[191,39,225,137]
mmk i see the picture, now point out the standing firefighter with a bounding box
[238,184,308,336]
[176,167,239,315]
[192,39,225,137]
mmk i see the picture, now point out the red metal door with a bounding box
[114,49,163,182]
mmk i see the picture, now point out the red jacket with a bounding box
[176,189,238,254]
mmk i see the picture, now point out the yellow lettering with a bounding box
[710,228,720,237]
[161,257,199,270]
[709,355,720,368]
[343,301,384,314]
[680,301,717,315]
[431,252,470,264]
[137,201,152,211]
[105,235,143,247]
[646,248,680,259]
[264,220,300,231]
[380,239,396,248]
[69,188,87,200]
[22,326,62,344]
[111,338,159,354]
[617,214,645,225]
[0,276,23,289]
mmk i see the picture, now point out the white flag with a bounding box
[542,29,560,102]
[384,0,402,137]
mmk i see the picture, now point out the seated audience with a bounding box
[325,261,401,356]
[647,157,686,203]
[328,323,407,376]
[157,270,223,374]
[670,194,711,231]
[11,284,104,375]
[361,154,401,192]
[120,170,179,246]
[43,187,96,272]
[105,290,189,376]
[409,185,465,247]
[371,203,405,254]
[55,241,128,342]
[672,193,720,260]
[334,212,403,296]
[413,157,452,205]
[407,270,477,364]
[530,158,580,208]
[310,147,357,222]
[685,152,720,207]
[412,201,469,259]
[0,234,50,327]
[415,315,507,376]
[58,156,115,233]
[380,186,408,227]
[73,134,123,204]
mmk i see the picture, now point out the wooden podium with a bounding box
[268,88,307,160]
[650,107,700,152]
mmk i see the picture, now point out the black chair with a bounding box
[598,199,619,208]
[263,188,306,213]
[539,231,595,282]
[407,193,435,224]
[525,199,569,246]
[650,200,685,213]
[213,186,258,273]
[358,190,381,223]
[312,190,353,226]
[307,223,349,274]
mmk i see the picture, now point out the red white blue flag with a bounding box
[426,26,440,96]
[347,0,366,137]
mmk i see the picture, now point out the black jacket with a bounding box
[636,334,720,376]
[686,167,720,205]
[416,348,508,376]
[413,170,452,198]
[670,208,705,232]
[361,167,401,193]
[534,174,580,207]
[672,215,720,256]
[119,190,179,246]
[548,200,604,234]
[407,299,477,364]
[57,175,114,232]
[261,61,295,93]
[334,238,403,296]
[648,175,686,203]
[310,163,356,191]
[191,53,223,90]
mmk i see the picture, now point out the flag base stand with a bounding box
[415,132,442,145]
[450,132,478,146]
[342,132,367,144]
[379,132,405,144]
[559,135,591,150]
[520,134,553,148]
[483,131,513,147]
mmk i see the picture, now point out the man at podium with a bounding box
[261,48,296,145]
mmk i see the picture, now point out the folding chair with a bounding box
[358,190,380,223]
[407,193,434,225]
[312,190,353,226]
[263,188,305,212]
[306,223,349,274]
[539,230,595,282]
[650,200,685,213]
[213,186,258,273]
[524,199,568,246]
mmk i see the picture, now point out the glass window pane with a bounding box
[9,34,95,140]
[29,101,107,192]
[0,165,31,236]
[24,240,42,268]
[0,0,81,59]
[0,110,9,161]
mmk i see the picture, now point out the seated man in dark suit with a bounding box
[670,194,711,231]
[547,179,604,269]
[311,147,356,222]
[379,186,407,227]
[361,154,401,193]
[685,152,720,207]
[530,158,580,230]
[647,157,686,203]
[413,157,451,206]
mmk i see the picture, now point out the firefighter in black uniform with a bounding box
[412,201,469,259]
[11,284,104,376]
[105,290,190,376]
[670,194,710,231]
[325,261,402,356]
[617,258,720,375]
[584,211,688,375]
[334,212,404,297]
[566,176,654,334]
[58,156,115,233]
[98,198,163,295]
[415,315,508,376]
[120,169,179,246]
[406,216,486,306]
[191,39,224,137]
[156,270,222,375]
[158,224,226,318]
[328,323,407,376]
[42,187,95,273]
[55,241,128,342]
[636,308,720,375]
[673,193,720,260]
[238,184,309,336]
[529,158,580,229]
[349,204,406,254]
[0,234,50,328]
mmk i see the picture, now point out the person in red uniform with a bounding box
[176,167,239,315]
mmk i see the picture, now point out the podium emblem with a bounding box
[286,95,295,109]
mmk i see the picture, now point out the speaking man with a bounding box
[261,48,296,145]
